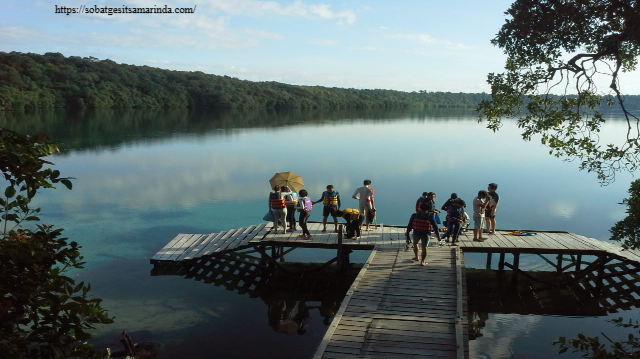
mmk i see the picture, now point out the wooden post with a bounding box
[596,255,605,295]
[576,254,582,271]
[486,252,492,270]
[557,254,563,273]
[498,253,506,271]
[337,225,344,270]
[513,253,520,271]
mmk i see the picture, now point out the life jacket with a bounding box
[322,191,339,206]
[269,192,285,209]
[301,197,312,211]
[446,206,463,222]
[412,212,432,233]
[343,208,360,220]
[285,191,298,207]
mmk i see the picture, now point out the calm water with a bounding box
[1,107,638,358]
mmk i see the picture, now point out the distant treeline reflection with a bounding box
[0,107,478,152]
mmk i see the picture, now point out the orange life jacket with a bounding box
[270,192,285,209]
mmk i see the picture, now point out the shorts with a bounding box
[485,206,496,218]
[412,233,431,247]
[473,215,485,230]
[323,205,338,217]
[359,202,372,217]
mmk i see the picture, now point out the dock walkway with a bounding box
[313,247,467,359]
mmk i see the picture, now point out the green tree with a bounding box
[0,129,112,359]
[478,0,640,185]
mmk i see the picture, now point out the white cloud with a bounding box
[386,32,471,50]
[202,0,358,24]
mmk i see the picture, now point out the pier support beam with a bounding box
[498,253,506,271]
[486,252,492,270]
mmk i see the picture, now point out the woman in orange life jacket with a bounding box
[269,185,291,234]
[405,202,433,266]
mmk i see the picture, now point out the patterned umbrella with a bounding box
[269,171,304,192]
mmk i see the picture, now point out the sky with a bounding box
[1,0,639,94]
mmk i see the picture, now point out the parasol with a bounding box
[269,171,304,192]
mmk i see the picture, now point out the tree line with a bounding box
[0,51,491,111]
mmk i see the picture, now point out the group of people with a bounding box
[267,180,500,263]
[406,183,500,266]
[268,180,376,240]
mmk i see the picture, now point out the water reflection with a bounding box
[151,247,356,338]
[466,257,640,359]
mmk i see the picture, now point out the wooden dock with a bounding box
[151,222,640,359]
[151,222,640,266]
[313,247,467,359]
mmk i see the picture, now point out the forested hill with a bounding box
[0,52,490,111]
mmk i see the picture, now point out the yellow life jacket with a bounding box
[344,208,360,220]
[322,191,339,206]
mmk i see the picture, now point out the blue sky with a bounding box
[2,0,639,94]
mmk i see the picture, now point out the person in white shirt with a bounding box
[352,179,375,231]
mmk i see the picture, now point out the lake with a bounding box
[1,107,638,358]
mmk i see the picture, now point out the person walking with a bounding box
[405,202,433,266]
[352,179,375,231]
[313,185,341,233]
[295,189,313,239]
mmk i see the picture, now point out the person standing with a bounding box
[405,202,432,266]
[282,186,298,232]
[473,190,491,241]
[485,183,500,234]
[425,192,442,240]
[446,198,465,246]
[295,189,313,239]
[314,185,341,233]
[269,186,289,234]
[352,179,375,231]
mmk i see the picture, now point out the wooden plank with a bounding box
[166,233,208,261]
[151,233,187,261]
[177,232,216,261]
[312,250,379,359]
[156,234,197,261]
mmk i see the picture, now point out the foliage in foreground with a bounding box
[478,0,640,185]
[0,128,112,358]
[554,317,640,358]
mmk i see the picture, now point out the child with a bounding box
[473,190,491,241]
[295,189,313,239]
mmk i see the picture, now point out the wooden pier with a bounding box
[151,222,640,359]
[313,247,467,359]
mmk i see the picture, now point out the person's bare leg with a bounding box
[322,215,328,232]
[333,216,338,232]
[412,244,419,261]
[421,245,428,266]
